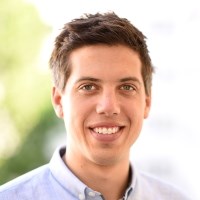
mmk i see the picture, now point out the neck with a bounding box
[64,151,131,200]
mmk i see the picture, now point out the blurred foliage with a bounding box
[0,0,63,184]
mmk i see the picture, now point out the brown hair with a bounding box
[49,12,154,95]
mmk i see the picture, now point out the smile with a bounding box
[93,127,120,135]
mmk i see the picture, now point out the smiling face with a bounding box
[52,44,151,166]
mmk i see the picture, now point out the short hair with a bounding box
[49,12,154,95]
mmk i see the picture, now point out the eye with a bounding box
[120,85,135,91]
[80,84,96,91]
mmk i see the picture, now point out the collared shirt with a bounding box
[0,147,191,200]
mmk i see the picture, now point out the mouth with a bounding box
[92,126,120,135]
[88,123,125,141]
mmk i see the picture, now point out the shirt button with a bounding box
[78,193,85,200]
[88,191,96,197]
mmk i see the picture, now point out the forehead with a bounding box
[68,44,142,80]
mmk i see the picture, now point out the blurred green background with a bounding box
[0,0,64,184]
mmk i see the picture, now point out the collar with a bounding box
[49,146,136,200]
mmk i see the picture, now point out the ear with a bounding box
[51,86,64,118]
[144,95,151,119]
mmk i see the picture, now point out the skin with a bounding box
[52,44,151,200]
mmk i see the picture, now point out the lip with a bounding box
[89,122,124,129]
[88,122,124,142]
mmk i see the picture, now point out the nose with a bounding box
[96,89,120,116]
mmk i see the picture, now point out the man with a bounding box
[0,12,190,200]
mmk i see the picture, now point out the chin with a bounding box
[90,153,123,166]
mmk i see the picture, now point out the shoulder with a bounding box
[134,171,192,200]
[0,164,52,200]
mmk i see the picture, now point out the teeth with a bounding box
[93,127,119,134]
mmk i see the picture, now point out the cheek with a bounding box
[127,112,144,145]
[124,99,145,117]
[125,101,146,132]
[63,96,92,130]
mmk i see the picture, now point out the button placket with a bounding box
[78,193,85,200]
[88,191,96,197]
[85,188,103,199]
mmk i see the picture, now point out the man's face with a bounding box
[52,44,151,166]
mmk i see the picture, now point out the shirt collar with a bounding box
[122,162,137,199]
[49,146,87,199]
[49,146,137,199]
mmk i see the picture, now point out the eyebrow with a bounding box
[119,77,142,85]
[75,77,101,84]
[75,76,142,85]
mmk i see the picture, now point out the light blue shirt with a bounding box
[0,147,191,200]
